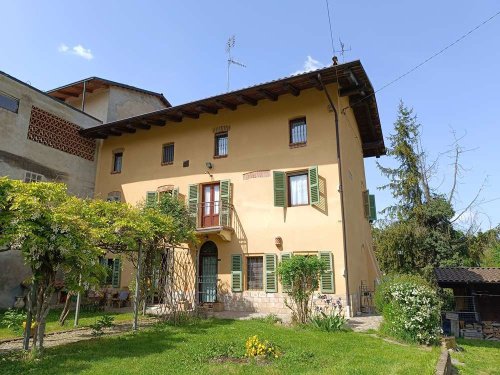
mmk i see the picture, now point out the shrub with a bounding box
[89,315,115,337]
[1,309,26,334]
[375,274,442,345]
[310,296,346,332]
[245,335,281,359]
[278,256,327,324]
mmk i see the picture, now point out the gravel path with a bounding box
[347,314,382,332]
[0,319,157,353]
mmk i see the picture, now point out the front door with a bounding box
[199,241,218,303]
[202,183,220,227]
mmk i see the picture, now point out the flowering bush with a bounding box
[245,335,281,359]
[375,275,442,345]
[310,295,346,332]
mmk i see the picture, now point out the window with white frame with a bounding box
[24,171,44,183]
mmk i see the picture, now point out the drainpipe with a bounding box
[81,80,87,112]
[317,73,350,312]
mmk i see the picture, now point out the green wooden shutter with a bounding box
[273,171,286,207]
[319,252,334,293]
[362,190,370,219]
[280,253,292,292]
[112,258,121,288]
[265,254,277,293]
[220,180,231,227]
[146,191,158,207]
[231,254,242,292]
[309,166,320,205]
[369,194,377,222]
[188,184,199,223]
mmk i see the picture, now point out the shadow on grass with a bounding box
[456,338,500,349]
[0,318,236,375]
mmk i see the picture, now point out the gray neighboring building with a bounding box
[0,72,170,308]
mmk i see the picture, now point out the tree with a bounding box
[277,256,326,324]
[374,102,490,280]
[377,101,423,220]
[0,179,106,349]
[0,178,169,350]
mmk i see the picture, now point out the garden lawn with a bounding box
[0,318,440,375]
[451,339,500,375]
[0,309,138,340]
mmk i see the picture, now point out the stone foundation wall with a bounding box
[220,291,347,316]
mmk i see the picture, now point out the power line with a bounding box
[325,0,335,55]
[343,9,500,113]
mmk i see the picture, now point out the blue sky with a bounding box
[1,1,499,229]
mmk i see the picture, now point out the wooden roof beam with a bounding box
[93,133,108,139]
[309,76,323,91]
[283,83,300,97]
[236,94,257,106]
[196,105,218,115]
[164,114,182,123]
[215,99,237,111]
[114,125,136,134]
[146,119,166,126]
[339,85,367,97]
[132,122,151,130]
[179,111,199,119]
[108,129,122,136]
[258,89,278,101]
[58,89,81,98]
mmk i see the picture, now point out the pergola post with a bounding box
[133,241,143,331]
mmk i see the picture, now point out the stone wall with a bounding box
[220,291,347,317]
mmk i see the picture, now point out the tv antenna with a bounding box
[335,38,351,62]
[226,35,246,91]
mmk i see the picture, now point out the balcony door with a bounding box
[202,183,220,227]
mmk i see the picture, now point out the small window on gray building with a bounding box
[107,191,121,202]
[24,171,44,183]
[0,91,20,113]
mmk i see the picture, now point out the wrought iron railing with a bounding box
[189,201,234,229]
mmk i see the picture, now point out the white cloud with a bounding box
[58,43,69,53]
[294,55,324,75]
[58,43,94,60]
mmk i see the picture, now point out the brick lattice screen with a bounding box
[27,106,96,161]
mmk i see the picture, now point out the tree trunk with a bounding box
[59,292,73,326]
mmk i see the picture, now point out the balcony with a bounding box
[190,201,235,241]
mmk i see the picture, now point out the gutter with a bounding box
[317,73,351,311]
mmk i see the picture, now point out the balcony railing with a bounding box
[189,201,234,230]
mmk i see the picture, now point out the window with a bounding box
[0,92,19,113]
[112,152,123,173]
[214,132,228,157]
[289,117,307,146]
[273,166,319,208]
[24,171,43,183]
[162,143,174,165]
[288,173,309,206]
[107,191,121,202]
[247,256,263,290]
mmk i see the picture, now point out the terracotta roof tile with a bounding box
[435,267,500,284]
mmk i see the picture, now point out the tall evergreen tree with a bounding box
[377,101,423,220]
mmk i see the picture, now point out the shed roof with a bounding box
[79,60,386,158]
[435,267,500,284]
[47,77,171,107]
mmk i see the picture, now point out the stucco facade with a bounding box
[64,84,168,123]
[0,72,102,308]
[92,82,382,316]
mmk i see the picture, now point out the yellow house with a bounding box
[80,60,385,317]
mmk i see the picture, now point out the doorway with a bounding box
[202,183,220,227]
[199,241,218,303]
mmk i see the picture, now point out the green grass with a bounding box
[0,319,440,375]
[451,339,500,375]
[0,309,138,340]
